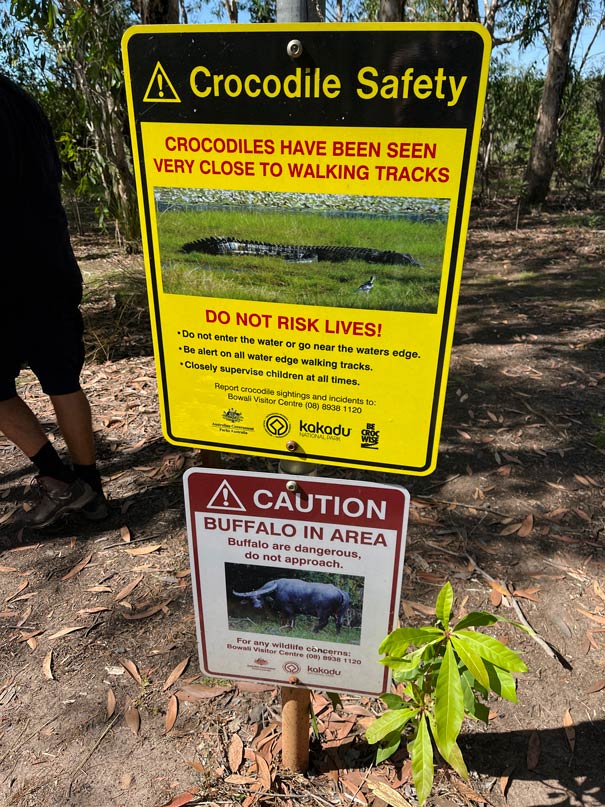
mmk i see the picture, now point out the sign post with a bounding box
[122,23,491,476]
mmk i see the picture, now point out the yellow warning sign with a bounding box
[143,62,181,103]
[122,23,491,475]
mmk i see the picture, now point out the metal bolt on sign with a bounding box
[287,39,303,58]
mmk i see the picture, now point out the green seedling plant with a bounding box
[366,582,528,804]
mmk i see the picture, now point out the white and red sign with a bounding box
[184,468,408,694]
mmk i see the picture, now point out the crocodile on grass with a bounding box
[181,236,420,266]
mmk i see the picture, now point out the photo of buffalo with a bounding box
[225,564,363,644]
[232,578,350,633]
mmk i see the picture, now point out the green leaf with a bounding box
[393,665,422,683]
[454,630,527,673]
[434,642,465,758]
[428,713,469,780]
[327,692,342,710]
[459,671,490,723]
[453,611,500,630]
[366,706,419,745]
[435,582,454,628]
[460,666,488,699]
[485,660,518,702]
[376,729,403,764]
[380,627,444,656]
[443,740,469,780]
[451,635,490,690]
[380,693,406,709]
[409,714,434,806]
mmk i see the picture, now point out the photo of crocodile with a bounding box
[155,188,449,313]
[181,236,421,267]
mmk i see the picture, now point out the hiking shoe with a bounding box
[81,491,109,521]
[25,476,96,529]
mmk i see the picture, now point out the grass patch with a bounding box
[156,206,447,313]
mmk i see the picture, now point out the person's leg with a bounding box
[0,392,95,529]
[50,390,105,504]
[0,395,49,458]
[50,389,95,466]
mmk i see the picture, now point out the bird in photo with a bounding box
[356,275,375,293]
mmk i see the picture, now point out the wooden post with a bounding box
[281,684,311,772]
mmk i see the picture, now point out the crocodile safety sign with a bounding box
[184,468,409,694]
[122,23,491,474]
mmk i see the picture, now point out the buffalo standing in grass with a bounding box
[232,578,350,633]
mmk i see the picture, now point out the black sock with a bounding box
[73,463,103,494]
[29,442,75,483]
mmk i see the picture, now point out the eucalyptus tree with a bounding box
[522,0,581,203]
[6,0,140,242]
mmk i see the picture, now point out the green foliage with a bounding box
[366,582,528,805]
[3,0,139,241]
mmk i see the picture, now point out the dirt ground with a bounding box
[0,201,604,807]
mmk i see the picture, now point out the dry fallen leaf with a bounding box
[43,649,54,680]
[120,658,143,685]
[114,575,144,603]
[341,773,368,805]
[159,791,199,807]
[228,733,244,773]
[165,694,178,733]
[61,552,93,581]
[77,606,111,615]
[125,544,162,556]
[106,687,116,719]
[224,775,257,785]
[122,603,166,621]
[563,709,575,752]
[499,766,514,797]
[577,608,605,625]
[513,587,541,602]
[48,625,87,640]
[162,656,190,691]
[585,679,605,694]
[120,525,132,543]
[176,683,231,702]
[252,750,273,790]
[593,581,605,603]
[487,580,510,597]
[0,565,18,573]
[17,605,32,627]
[5,580,29,602]
[451,779,489,804]
[124,705,140,735]
[517,513,534,538]
[367,778,413,807]
[500,523,522,536]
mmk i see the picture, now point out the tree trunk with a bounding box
[379,0,404,21]
[223,0,238,23]
[589,74,605,187]
[522,0,579,204]
[456,0,478,22]
[140,0,179,23]
[276,0,324,21]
